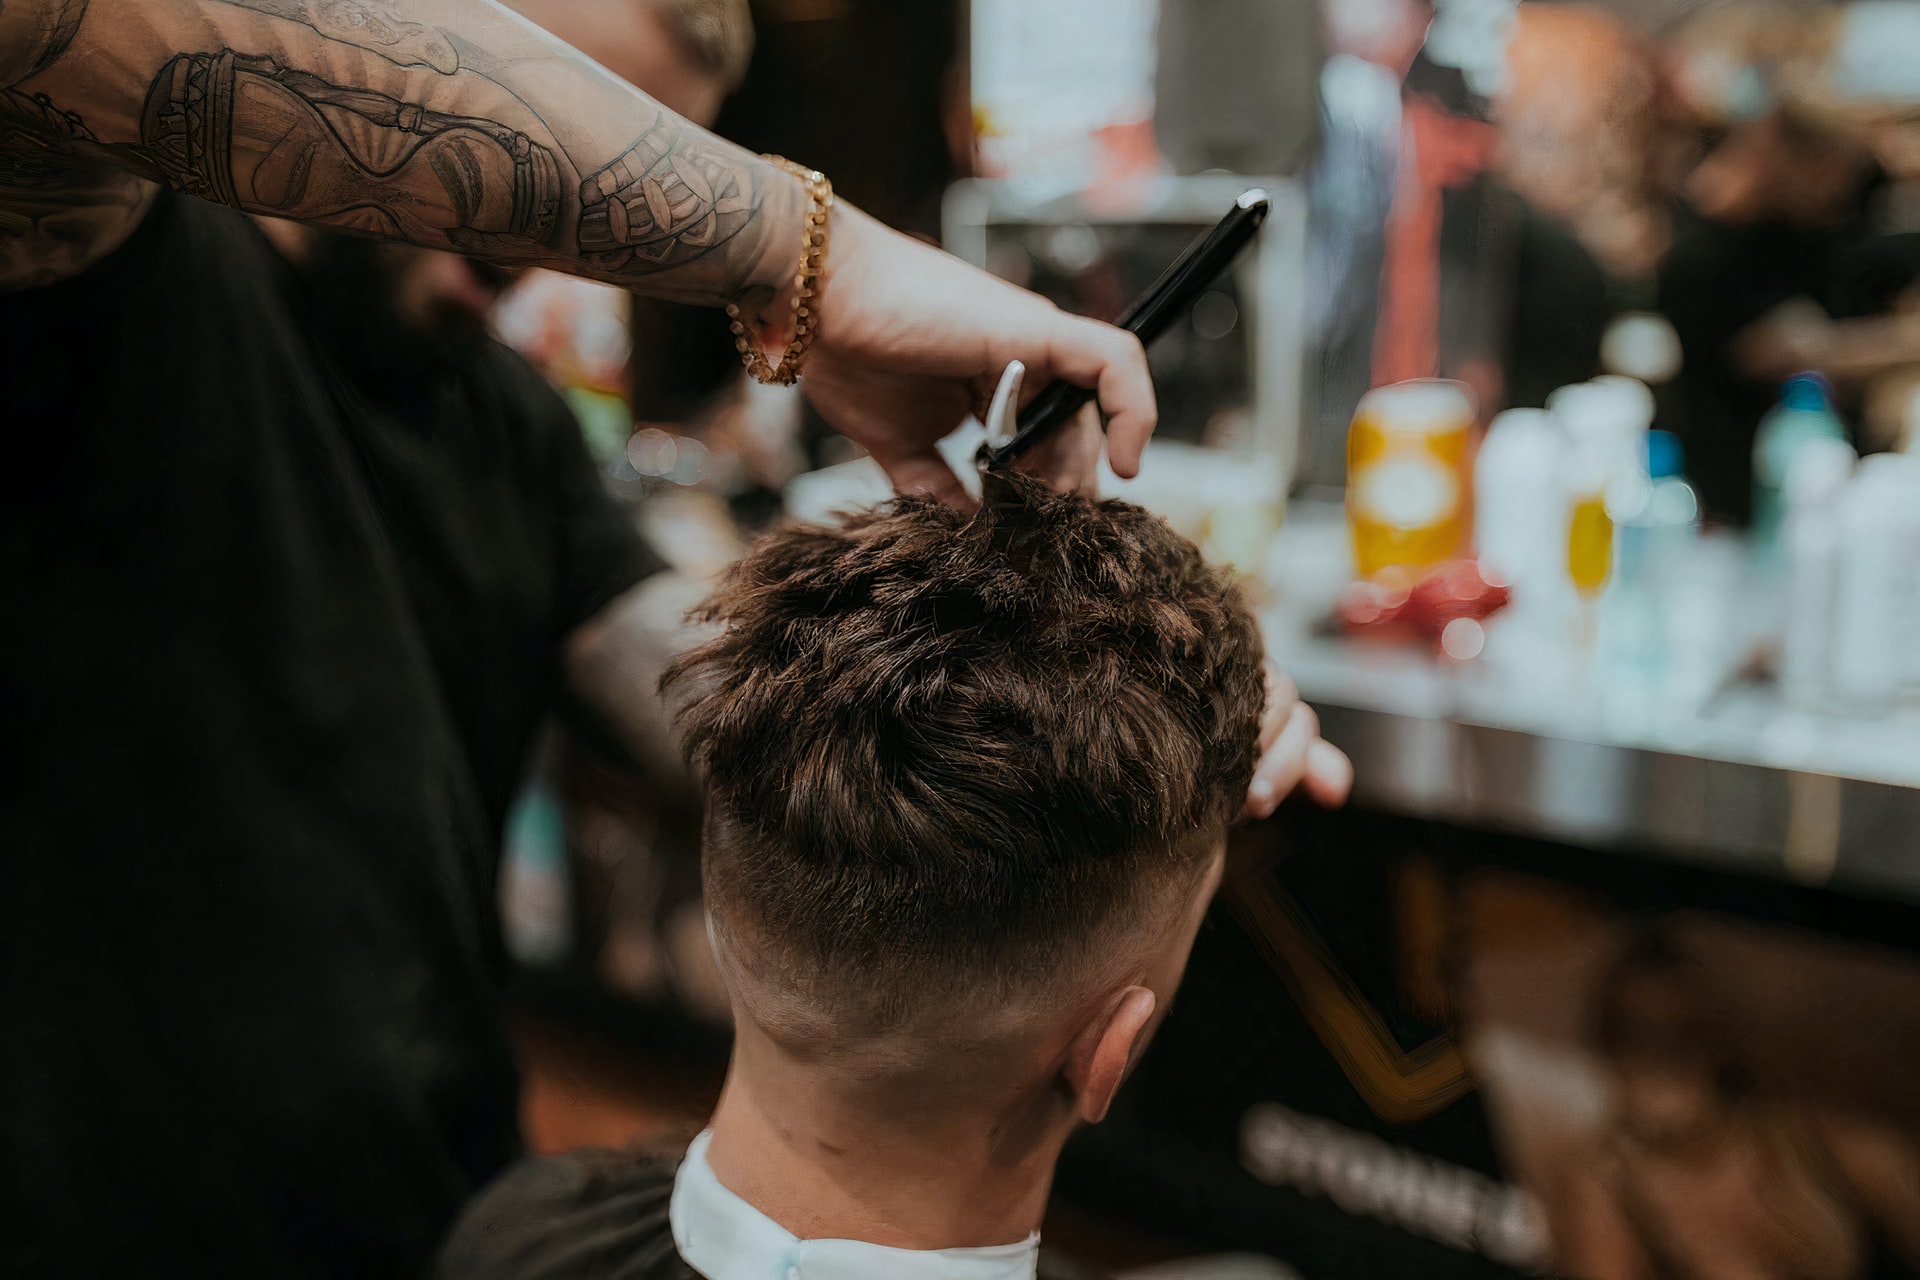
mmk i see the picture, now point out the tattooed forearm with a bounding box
[138,49,563,246]
[225,0,461,73]
[0,0,806,298]
[574,122,759,274]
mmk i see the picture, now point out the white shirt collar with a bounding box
[669,1130,1040,1280]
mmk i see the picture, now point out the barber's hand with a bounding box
[1243,661,1353,821]
[802,203,1156,505]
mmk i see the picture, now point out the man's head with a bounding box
[667,472,1265,1134]
[1498,4,1670,276]
[505,0,754,126]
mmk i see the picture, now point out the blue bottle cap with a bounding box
[1647,429,1684,480]
[1781,372,1832,411]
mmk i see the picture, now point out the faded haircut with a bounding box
[665,471,1265,1023]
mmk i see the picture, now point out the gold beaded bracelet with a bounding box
[726,156,833,387]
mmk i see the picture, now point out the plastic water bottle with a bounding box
[1607,432,1699,691]
[1830,454,1920,711]
[1643,431,1700,555]
[1475,408,1568,604]
[1778,437,1858,706]
[1550,378,1656,607]
[1753,373,1847,560]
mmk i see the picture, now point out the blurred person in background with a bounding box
[1493,3,1677,410]
[1305,0,1432,355]
[1554,934,1920,1280]
[1359,0,1508,407]
[1657,7,1920,521]
[1301,0,1438,483]
[0,0,1188,1270]
[1499,4,1672,285]
[1302,0,1641,464]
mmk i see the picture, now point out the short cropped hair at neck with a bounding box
[665,470,1264,1030]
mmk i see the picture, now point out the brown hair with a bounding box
[666,470,1264,1019]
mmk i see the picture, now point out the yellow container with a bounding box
[1566,493,1615,599]
[1347,380,1476,578]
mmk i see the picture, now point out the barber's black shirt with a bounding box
[0,191,644,1274]
[291,242,662,836]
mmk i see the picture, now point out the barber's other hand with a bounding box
[802,203,1156,505]
[1243,661,1353,820]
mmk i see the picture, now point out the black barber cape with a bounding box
[440,1149,1111,1280]
[0,190,654,1275]
[440,1149,698,1280]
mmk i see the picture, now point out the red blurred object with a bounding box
[1337,560,1511,650]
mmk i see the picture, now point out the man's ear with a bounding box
[1062,986,1158,1126]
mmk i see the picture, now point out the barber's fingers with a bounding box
[1039,318,1156,478]
[1244,705,1355,820]
[1303,738,1354,809]
[1017,402,1105,495]
[1258,661,1299,754]
[1245,702,1318,821]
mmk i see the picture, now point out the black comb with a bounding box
[985,189,1272,468]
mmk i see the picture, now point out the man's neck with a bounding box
[702,1046,1065,1251]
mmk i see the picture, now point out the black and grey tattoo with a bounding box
[576,121,757,275]
[0,0,801,296]
[139,49,560,247]
[294,0,457,74]
[189,0,464,72]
